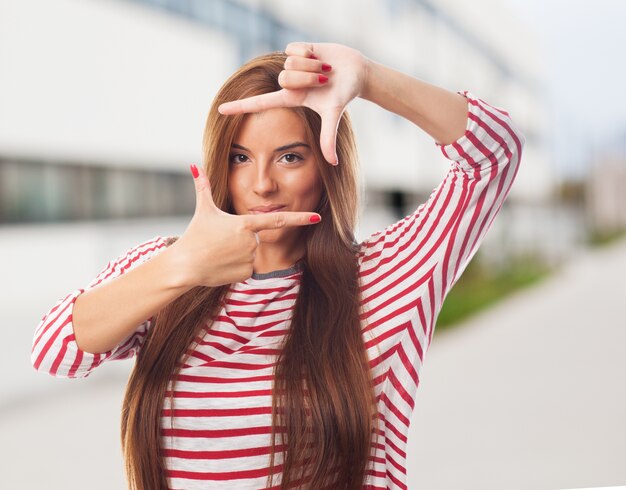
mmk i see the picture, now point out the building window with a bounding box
[0,158,193,224]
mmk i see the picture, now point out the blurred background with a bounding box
[1,0,625,488]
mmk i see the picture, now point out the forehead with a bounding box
[235,108,307,143]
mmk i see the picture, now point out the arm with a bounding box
[30,235,186,378]
[358,87,525,353]
[72,238,190,355]
[360,59,469,145]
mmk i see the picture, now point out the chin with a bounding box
[257,229,283,243]
[259,226,303,244]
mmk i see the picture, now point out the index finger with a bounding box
[218,90,287,115]
[242,211,321,232]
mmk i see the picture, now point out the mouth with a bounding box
[249,205,286,214]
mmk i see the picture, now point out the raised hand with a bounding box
[218,42,370,166]
[168,164,321,288]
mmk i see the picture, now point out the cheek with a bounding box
[228,174,245,213]
[307,177,324,207]
[288,171,322,204]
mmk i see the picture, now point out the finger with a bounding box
[285,42,316,59]
[190,163,217,213]
[242,211,321,232]
[278,70,330,90]
[218,90,286,115]
[319,108,343,165]
[284,55,332,74]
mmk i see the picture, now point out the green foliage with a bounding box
[435,253,550,332]
[587,228,626,247]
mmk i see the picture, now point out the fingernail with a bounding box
[309,53,318,60]
[322,63,332,72]
[319,74,329,84]
[190,164,199,178]
[310,214,321,223]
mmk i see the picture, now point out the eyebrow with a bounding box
[231,141,311,152]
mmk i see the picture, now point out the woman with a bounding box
[31,42,525,489]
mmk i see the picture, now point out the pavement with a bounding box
[1,223,625,489]
[408,236,626,489]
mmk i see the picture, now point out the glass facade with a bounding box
[0,158,194,224]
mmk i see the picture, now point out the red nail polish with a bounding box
[190,164,199,178]
[319,74,329,84]
[310,215,321,223]
[309,53,318,60]
[322,63,332,72]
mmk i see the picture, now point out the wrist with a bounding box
[358,56,376,101]
[159,242,196,291]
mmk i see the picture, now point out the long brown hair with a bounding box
[121,51,378,489]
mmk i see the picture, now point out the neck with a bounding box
[253,237,305,275]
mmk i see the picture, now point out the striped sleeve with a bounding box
[358,94,524,485]
[358,90,525,350]
[31,235,171,378]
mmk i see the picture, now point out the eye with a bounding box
[229,153,249,165]
[280,153,304,164]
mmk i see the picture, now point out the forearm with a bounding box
[360,59,468,145]
[73,246,192,354]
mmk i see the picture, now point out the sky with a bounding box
[503,0,626,178]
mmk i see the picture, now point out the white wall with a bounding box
[0,0,238,170]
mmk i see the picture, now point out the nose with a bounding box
[252,161,278,196]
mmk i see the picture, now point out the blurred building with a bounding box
[0,0,556,263]
[587,151,626,235]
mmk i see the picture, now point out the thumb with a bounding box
[190,163,217,213]
[319,107,343,165]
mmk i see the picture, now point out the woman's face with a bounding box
[228,108,323,247]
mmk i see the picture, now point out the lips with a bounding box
[249,205,286,213]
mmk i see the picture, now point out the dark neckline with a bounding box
[251,261,303,280]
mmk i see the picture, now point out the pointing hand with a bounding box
[169,164,321,288]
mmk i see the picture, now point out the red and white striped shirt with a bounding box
[32,91,524,489]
